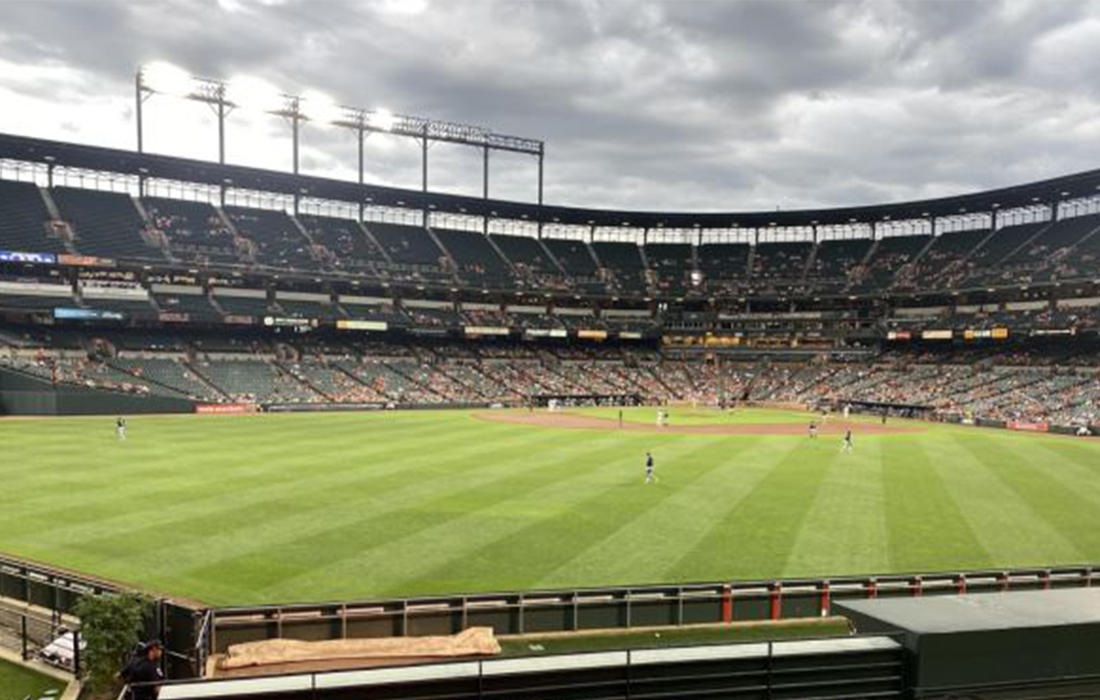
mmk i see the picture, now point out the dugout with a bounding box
[833,399,934,419]
[835,588,1100,699]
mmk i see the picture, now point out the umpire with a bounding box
[121,640,165,700]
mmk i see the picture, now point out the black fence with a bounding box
[0,603,81,675]
[136,634,906,700]
[0,552,204,679]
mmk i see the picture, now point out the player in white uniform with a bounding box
[116,416,127,441]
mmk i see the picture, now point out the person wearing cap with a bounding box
[121,640,164,700]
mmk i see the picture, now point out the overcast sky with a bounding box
[2,0,1100,214]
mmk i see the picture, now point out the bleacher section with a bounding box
[432,228,512,287]
[366,223,446,268]
[296,214,382,273]
[51,187,163,261]
[807,239,873,292]
[143,197,239,265]
[698,243,750,292]
[959,222,1049,286]
[0,180,63,253]
[223,206,317,270]
[645,243,694,296]
[751,241,813,285]
[192,358,318,404]
[852,235,930,292]
[899,229,989,291]
[592,241,648,295]
[153,293,222,322]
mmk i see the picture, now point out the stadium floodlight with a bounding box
[226,75,286,113]
[133,62,546,224]
[368,108,396,132]
[141,61,194,96]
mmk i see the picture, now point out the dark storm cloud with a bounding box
[2,0,1100,213]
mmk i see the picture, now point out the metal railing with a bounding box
[133,633,906,700]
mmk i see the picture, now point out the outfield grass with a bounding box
[0,409,1098,606]
[498,618,851,656]
[0,657,65,700]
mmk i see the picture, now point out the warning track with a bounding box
[474,410,925,435]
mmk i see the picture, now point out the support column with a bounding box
[537,144,545,239]
[358,126,365,221]
[135,72,144,154]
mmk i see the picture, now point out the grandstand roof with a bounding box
[3,131,1100,231]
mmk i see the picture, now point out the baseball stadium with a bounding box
[5,7,1100,700]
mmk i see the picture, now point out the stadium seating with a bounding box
[296,214,384,273]
[51,187,164,261]
[806,239,873,292]
[223,206,319,271]
[898,229,990,291]
[488,234,563,287]
[0,180,65,253]
[592,241,649,296]
[366,222,446,267]
[143,197,240,265]
[432,228,513,287]
[851,235,930,292]
[698,243,751,293]
[644,243,694,296]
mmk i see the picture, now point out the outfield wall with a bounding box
[2,549,1098,683]
[208,566,1099,657]
[0,367,195,416]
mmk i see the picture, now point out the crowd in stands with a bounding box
[5,327,1100,428]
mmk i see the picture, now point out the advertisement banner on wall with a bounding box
[921,330,953,340]
[58,254,113,267]
[577,330,609,340]
[1007,421,1049,433]
[464,326,510,336]
[195,404,258,414]
[0,250,56,264]
[336,319,388,331]
[53,307,124,321]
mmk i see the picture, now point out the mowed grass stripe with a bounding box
[952,433,1100,561]
[67,426,599,598]
[783,434,889,578]
[243,435,684,600]
[409,436,750,594]
[668,439,829,581]
[881,434,991,572]
[535,436,772,589]
[3,412,1100,605]
[0,416,516,543]
[927,435,1082,567]
[0,414,469,525]
[0,418,530,590]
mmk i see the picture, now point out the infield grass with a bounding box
[0,409,1098,606]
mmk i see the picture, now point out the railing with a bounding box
[137,634,907,700]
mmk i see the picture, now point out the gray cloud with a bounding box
[2,0,1100,214]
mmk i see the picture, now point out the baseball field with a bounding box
[1,406,1098,606]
